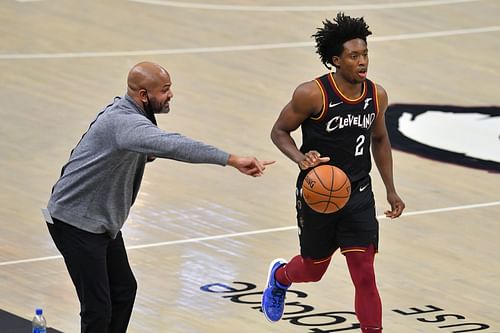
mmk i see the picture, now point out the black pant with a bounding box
[47,219,137,333]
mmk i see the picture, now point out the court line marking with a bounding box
[129,0,481,11]
[0,201,498,267]
[1,26,498,60]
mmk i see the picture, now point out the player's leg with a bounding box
[262,254,332,322]
[275,255,331,285]
[47,218,113,333]
[262,185,337,322]
[106,231,137,333]
[280,186,338,285]
[338,183,382,332]
[344,244,382,332]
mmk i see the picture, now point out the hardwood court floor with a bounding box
[1,0,499,332]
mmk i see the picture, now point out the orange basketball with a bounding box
[302,165,351,214]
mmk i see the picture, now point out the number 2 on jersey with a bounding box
[354,134,365,156]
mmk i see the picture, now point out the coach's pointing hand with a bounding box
[228,155,275,177]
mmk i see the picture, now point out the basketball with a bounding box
[302,165,351,214]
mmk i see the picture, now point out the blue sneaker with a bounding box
[262,258,289,322]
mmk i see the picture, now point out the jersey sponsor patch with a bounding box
[385,104,500,172]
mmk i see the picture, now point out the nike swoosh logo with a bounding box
[359,184,369,192]
[329,101,343,108]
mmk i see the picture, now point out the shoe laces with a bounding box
[270,287,285,308]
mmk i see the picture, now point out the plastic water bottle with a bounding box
[32,308,47,333]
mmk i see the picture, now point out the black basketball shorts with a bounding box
[295,175,379,260]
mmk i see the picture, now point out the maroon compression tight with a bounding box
[346,244,382,332]
[275,244,382,332]
[275,255,331,285]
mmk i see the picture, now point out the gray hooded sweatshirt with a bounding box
[47,94,229,238]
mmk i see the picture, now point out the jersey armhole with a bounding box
[311,79,327,121]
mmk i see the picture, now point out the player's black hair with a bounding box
[312,12,372,69]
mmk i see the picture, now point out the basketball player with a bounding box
[261,13,405,332]
[44,61,274,333]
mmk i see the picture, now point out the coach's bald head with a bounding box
[127,62,173,114]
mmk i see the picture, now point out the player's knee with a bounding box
[346,252,376,288]
[306,265,328,282]
[352,268,376,289]
[303,257,330,282]
[307,270,326,282]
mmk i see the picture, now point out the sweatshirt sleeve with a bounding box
[114,114,230,166]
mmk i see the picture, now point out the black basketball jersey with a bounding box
[300,73,380,183]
